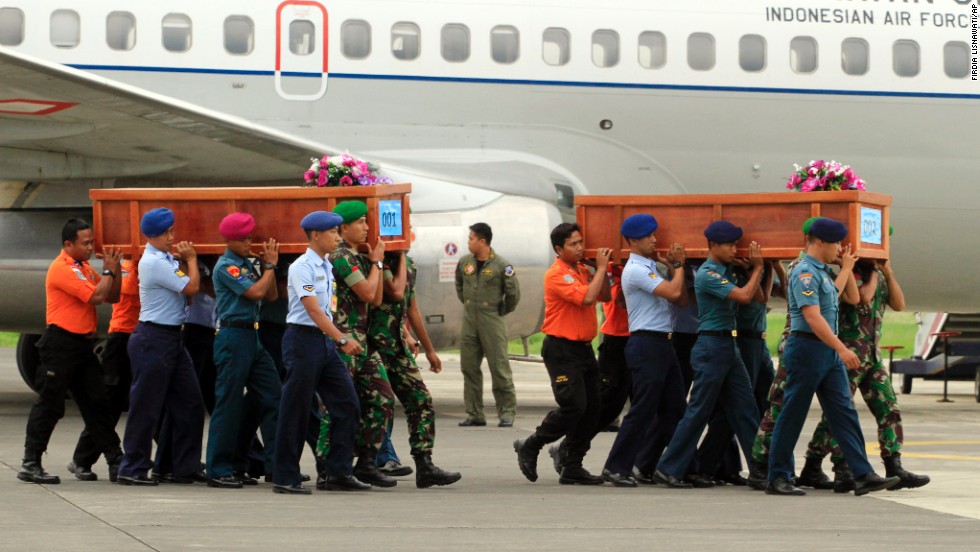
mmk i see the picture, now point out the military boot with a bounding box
[796,457,834,489]
[17,452,60,484]
[353,454,397,488]
[832,462,855,494]
[883,454,930,490]
[314,457,328,490]
[514,436,543,482]
[747,460,768,491]
[547,439,567,476]
[412,452,462,488]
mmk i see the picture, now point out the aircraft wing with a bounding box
[0,46,332,185]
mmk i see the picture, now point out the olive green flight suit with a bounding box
[455,249,520,422]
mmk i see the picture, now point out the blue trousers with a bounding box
[657,336,760,479]
[273,327,359,486]
[604,333,686,475]
[376,418,400,466]
[206,328,281,478]
[119,323,204,478]
[769,336,873,481]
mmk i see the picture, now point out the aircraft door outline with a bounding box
[275,0,328,101]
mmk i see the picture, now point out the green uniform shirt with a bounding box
[368,254,417,356]
[838,266,888,359]
[330,240,372,343]
[455,248,520,315]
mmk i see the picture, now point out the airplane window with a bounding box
[0,8,24,46]
[790,36,818,74]
[893,40,919,77]
[592,30,619,68]
[739,34,766,72]
[638,31,666,69]
[392,22,420,60]
[841,38,869,75]
[944,41,969,79]
[441,24,470,62]
[542,28,570,66]
[341,20,370,59]
[50,10,80,49]
[491,25,519,64]
[554,183,575,210]
[224,16,254,55]
[687,33,715,71]
[106,12,136,51]
[162,13,192,53]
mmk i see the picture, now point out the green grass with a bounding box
[0,333,18,348]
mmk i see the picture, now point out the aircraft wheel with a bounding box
[900,374,912,395]
[16,333,42,392]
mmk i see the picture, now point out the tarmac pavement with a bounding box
[0,348,978,552]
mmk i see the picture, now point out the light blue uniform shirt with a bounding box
[694,258,737,331]
[138,243,190,325]
[286,248,334,327]
[621,253,673,333]
[788,254,839,334]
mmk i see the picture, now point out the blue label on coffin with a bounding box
[860,207,882,245]
[379,200,403,237]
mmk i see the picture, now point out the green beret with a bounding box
[889,225,894,236]
[802,216,821,234]
[333,200,368,224]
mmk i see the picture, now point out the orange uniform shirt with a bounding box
[541,258,598,342]
[108,259,140,334]
[45,250,100,335]
[599,280,630,337]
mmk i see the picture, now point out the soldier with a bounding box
[325,200,397,487]
[514,223,611,485]
[369,251,462,488]
[19,219,124,484]
[272,211,366,494]
[117,208,206,486]
[455,222,520,427]
[205,213,283,489]
[766,217,898,496]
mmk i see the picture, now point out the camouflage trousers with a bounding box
[752,353,902,464]
[380,348,436,455]
[317,346,394,460]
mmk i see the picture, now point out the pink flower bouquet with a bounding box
[786,160,866,192]
[303,153,393,187]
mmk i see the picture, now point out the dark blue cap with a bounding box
[621,214,658,239]
[140,207,174,238]
[808,218,848,243]
[704,220,742,243]
[301,210,343,231]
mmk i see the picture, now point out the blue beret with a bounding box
[808,218,848,243]
[140,207,174,238]
[621,214,658,239]
[704,220,742,243]
[301,210,343,231]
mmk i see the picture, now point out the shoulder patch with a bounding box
[563,274,574,284]
[801,290,815,297]
[303,285,315,292]
[71,267,87,281]
[174,269,186,278]
[708,271,721,279]
[798,272,813,287]
[504,265,515,277]
[227,266,241,278]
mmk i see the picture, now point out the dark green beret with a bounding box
[333,200,368,224]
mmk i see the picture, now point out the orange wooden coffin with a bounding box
[90,184,411,257]
[576,190,890,261]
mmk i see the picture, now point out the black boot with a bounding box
[514,437,542,482]
[354,454,397,488]
[747,460,768,491]
[833,462,855,494]
[547,439,567,476]
[315,457,328,490]
[883,454,930,490]
[412,452,461,488]
[765,476,806,496]
[796,457,834,489]
[17,452,60,485]
[853,472,900,496]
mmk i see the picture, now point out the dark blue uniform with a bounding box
[657,258,760,479]
[206,250,282,479]
[768,254,874,482]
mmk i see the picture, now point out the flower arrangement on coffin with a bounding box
[785,160,866,192]
[303,153,393,187]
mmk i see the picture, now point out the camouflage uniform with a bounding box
[806,266,902,462]
[369,255,436,454]
[316,241,395,460]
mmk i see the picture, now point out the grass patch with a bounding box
[0,332,18,348]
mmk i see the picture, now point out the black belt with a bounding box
[545,335,593,345]
[790,331,822,341]
[737,330,767,340]
[699,330,738,338]
[632,330,673,340]
[221,319,259,330]
[47,324,95,340]
[140,320,183,331]
[287,323,325,335]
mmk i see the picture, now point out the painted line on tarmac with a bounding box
[864,440,980,461]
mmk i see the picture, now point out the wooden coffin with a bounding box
[576,190,891,261]
[90,184,412,256]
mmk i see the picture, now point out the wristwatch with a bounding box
[336,336,349,346]
[263,262,276,272]
[373,260,384,270]
[102,269,115,277]
[672,261,683,269]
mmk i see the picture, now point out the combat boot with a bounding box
[17,452,60,484]
[412,452,462,488]
[883,454,930,490]
[514,436,542,482]
[353,454,397,488]
[796,457,834,490]
[853,472,900,496]
[547,439,567,476]
[559,464,603,485]
[747,460,768,491]
[832,462,855,494]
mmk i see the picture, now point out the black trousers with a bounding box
[24,326,121,462]
[594,334,631,436]
[74,332,131,468]
[532,336,601,466]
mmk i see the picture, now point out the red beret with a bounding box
[219,212,256,240]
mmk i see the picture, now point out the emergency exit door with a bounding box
[275,0,328,101]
